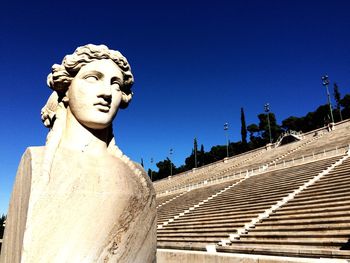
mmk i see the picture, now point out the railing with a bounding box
[156,144,349,197]
[154,145,266,186]
[274,130,303,148]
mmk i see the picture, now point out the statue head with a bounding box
[40,44,141,183]
[42,44,134,129]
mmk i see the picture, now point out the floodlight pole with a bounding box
[321,74,334,124]
[264,103,272,144]
[224,123,229,157]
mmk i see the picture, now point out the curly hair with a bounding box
[47,44,134,109]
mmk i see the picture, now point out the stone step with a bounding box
[160,217,250,227]
[228,238,347,249]
[295,185,350,198]
[304,181,350,195]
[251,222,350,231]
[191,200,277,213]
[274,204,350,216]
[240,231,350,238]
[308,175,350,188]
[215,186,302,199]
[277,199,350,212]
[240,173,316,185]
[186,207,271,220]
[267,211,350,221]
[158,213,255,225]
[203,194,287,208]
[163,214,254,225]
[157,236,222,243]
[289,191,349,203]
[174,207,262,220]
[159,222,243,230]
[286,195,348,206]
[192,199,277,211]
[236,175,313,188]
[157,241,208,250]
[256,217,350,226]
[157,226,237,234]
[157,231,231,237]
[219,182,302,194]
[319,168,350,179]
[217,244,350,259]
[170,210,260,222]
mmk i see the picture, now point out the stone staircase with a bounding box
[156,191,186,209]
[217,157,350,259]
[157,180,236,226]
[157,156,341,251]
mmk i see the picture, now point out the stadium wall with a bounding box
[157,249,348,263]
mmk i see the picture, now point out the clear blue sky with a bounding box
[1,0,350,215]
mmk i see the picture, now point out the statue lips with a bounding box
[94,101,111,113]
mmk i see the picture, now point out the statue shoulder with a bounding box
[132,161,147,175]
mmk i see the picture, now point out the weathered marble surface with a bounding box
[1,147,156,262]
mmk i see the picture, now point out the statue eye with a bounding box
[84,75,99,82]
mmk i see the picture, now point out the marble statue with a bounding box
[1,44,157,263]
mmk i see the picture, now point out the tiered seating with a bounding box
[157,180,236,225]
[157,156,340,251]
[155,132,324,194]
[154,148,264,193]
[156,192,185,208]
[276,125,350,162]
[217,157,350,259]
[155,121,350,196]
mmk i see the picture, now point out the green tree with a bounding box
[194,138,198,168]
[208,145,227,161]
[247,125,265,148]
[184,149,195,170]
[152,93,350,182]
[199,144,205,166]
[240,107,247,145]
[257,112,282,143]
[340,94,350,120]
[333,83,343,121]
[147,168,154,181]
[0,214,6,239]
[247,124,259,137]
[155,158,176,180]
[282,116,302,132]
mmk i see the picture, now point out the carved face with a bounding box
[67,59,123,129]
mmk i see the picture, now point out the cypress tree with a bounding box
[334,83,343,121]
[194,138,198,168]
[241,107,247,144]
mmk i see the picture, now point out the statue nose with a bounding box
[99,81,112,98]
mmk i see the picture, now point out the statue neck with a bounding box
[59,108,110,155]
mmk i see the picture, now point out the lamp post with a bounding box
[224,122,229,157]
[264,103,272,144]
[321,74,335,124]
[169,148,173,176]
